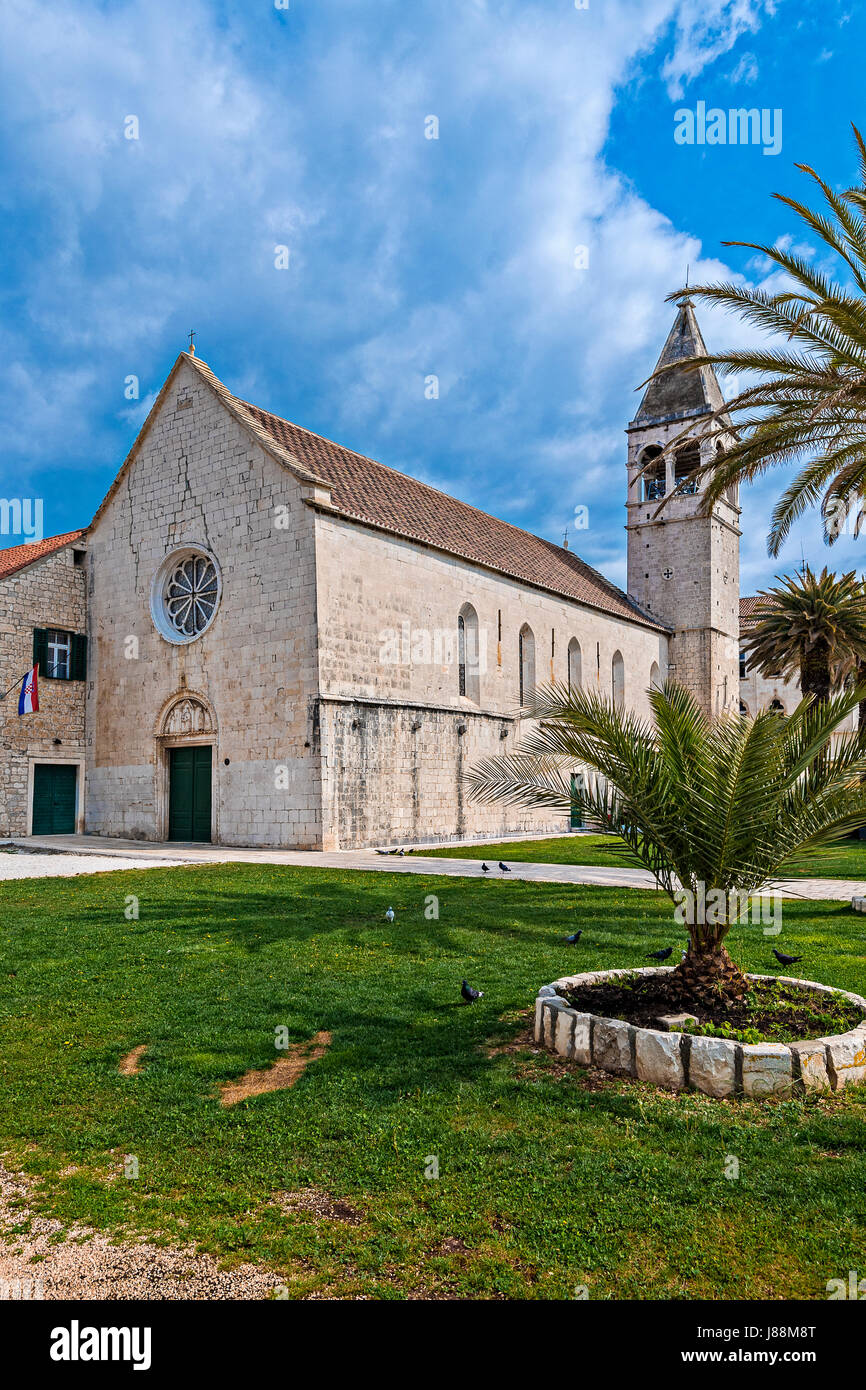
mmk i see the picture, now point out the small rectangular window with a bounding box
[46,629,72,680]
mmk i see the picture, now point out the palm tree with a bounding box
[742,566,866,703]
[647,124,866,557]
[466,681,866,1001]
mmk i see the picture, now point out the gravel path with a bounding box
[0,1161,283,1300]
[0,851,188,880]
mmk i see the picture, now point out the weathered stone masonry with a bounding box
[0,542,87,835]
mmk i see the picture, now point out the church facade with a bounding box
[0,303,776,849]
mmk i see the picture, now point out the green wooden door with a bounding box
[32,764,77,834]
[569,773,584,830]
[168,746,212,842]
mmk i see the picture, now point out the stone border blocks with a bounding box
[534,967,866,1099]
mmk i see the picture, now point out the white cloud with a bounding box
[0,0,792,584]
[660,0,776,97]
[727,50,760,83]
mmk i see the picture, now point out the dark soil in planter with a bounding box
[562,973,864,1044]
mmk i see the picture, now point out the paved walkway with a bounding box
[7,834,864,901]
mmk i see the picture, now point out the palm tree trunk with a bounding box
[801,645,831,703]
[675,939,750,1006]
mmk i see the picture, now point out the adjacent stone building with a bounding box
[0,302,790,848]
[0,532,87,835]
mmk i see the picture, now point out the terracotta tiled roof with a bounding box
[240,399,668,632]
[0,530,85,581]
[740,594,776,624]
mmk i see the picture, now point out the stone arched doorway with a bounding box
[155,692,217,842]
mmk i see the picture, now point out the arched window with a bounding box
[458,603,480,703]
[674,441,701,495]
[519,624,535,707]
[769,697,785,714]
[739,700,750,717]
[649,661,661,690]
[567,638,582,692]
[611,650,625,710]
[640,445,665,502]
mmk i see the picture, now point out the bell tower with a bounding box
[626,299,741,718]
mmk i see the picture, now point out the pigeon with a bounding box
[680,947,688,962]
[481,862,490,873]
[773,948,802,966]
[399,847,405,856]
[645,946,673,962]
[565,931,582,945]
[385,906,395,923]
[375,849,389,856]
[461,979,483,1003]
[499,861,511,873]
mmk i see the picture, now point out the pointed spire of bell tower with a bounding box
[632,298,726,429]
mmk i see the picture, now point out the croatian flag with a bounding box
[18,665,39,715]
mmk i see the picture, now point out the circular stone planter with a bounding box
[535,967,866,1099]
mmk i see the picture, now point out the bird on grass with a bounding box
[645,946,673,962]
[385,906,395,923]
[773,948,803,966]
[461,980,483,1003]
[565,930,582,945]
[481,862,490,873]
[499,861,511,873]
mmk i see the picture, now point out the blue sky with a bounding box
[0,0,863,594]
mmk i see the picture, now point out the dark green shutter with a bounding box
[32,628,48,676]
[71,633,87,681]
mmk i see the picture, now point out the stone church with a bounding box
[0,301,786,849]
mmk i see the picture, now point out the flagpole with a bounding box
[0,667,38,702]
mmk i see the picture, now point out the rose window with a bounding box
[150,547,222,645]
[164,556,219,637]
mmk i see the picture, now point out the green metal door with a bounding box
[569,772,585,830]
[32,764,77,834]
[168,746,212,842]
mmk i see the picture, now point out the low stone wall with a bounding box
[534,967,866,1099]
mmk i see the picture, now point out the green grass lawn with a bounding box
[423,832,866,879]
[1,863,865,1300]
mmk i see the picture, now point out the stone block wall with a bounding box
[0,545,86,835]
[313,510,669,848]
[626,413,740,718]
